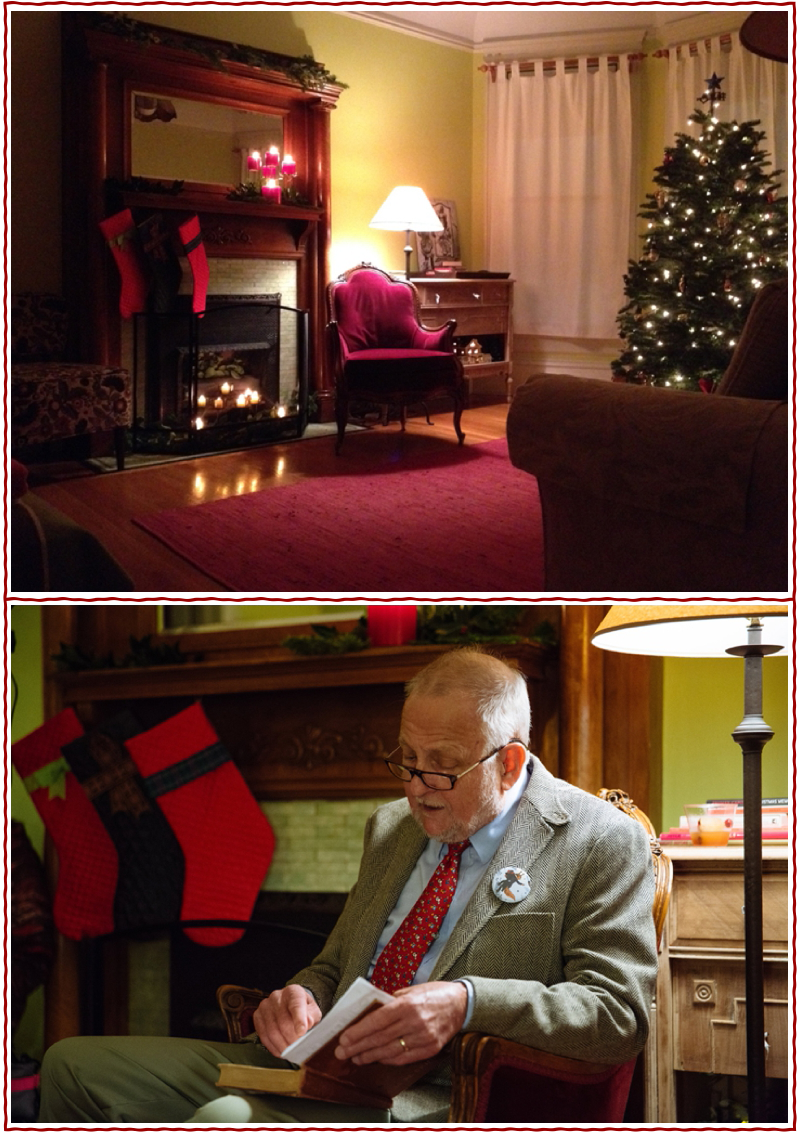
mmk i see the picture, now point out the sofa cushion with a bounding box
[715,279,788,400]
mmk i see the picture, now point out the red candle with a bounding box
[261,179,281,204]
[247,151,260,170]
[367,606,417,646]
[281,154,296,177]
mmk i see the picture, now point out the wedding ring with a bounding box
[398,1037,407,1051]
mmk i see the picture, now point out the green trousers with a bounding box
[39,1034,392,1124]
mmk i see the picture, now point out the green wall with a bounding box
[9,605,46,1060]
[661,655,789,834]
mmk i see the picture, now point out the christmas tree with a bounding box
[612,75,788,391]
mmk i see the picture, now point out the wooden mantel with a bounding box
[52,641,555,802]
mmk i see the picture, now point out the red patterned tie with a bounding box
[371,839,471,994]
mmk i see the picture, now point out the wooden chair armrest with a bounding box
[449,1032,637,1123]
[216,984,265,1043]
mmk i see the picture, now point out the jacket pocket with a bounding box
[459,911,557,981]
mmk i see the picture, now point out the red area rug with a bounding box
[132,437,543,592]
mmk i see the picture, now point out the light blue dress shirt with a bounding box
[367,763,531,1023]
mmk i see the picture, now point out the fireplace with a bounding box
[133,293,309,454]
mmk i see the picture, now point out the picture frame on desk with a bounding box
[416,199,459,272]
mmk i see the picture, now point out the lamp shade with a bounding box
[369,186,443,233]
[740,12,788,62]
[591,605,789,657]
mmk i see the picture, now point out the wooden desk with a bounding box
[653,845,788,1121]
[412,278,514,401]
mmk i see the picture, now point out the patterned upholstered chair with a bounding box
[10,293,132,470]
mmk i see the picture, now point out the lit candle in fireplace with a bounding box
[276,404,287,418]
[262,178,281,204]
[197,394,207,407]
[220,382,232,395]
[214,397,223,409]
[236,393,247,407]
[194,416,205,430]
[249,390,260,404]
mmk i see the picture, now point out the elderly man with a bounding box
[40,646,657,1123]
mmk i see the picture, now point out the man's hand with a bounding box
[334,981,468,1066]
[252,984,322,1058]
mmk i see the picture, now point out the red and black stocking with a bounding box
[125,702,275,946]
[98,209,149,319]
[11,710,119,941]
[178,215,210,316]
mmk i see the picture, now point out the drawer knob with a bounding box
[434,293,440,304]
[472,292,480,300]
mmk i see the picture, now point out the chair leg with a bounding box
[335,395,348,455]
[453,393,466,446]
[113,426,127,471]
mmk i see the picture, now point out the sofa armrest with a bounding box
[507,375,786,535]
[10,495,135,593]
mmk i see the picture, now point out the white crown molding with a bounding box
[345,10,748,57]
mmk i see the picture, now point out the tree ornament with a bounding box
[734,179,747,192]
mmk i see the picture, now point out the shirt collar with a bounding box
[436,760,531,865]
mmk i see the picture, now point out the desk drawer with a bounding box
[670,871,788,948]
[420,306,508,337]
[415,282,510,308]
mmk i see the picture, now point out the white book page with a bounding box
[281,978,393,1063]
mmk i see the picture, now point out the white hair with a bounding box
[405,645,531,750]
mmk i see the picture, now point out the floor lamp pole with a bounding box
[727,618,778,1122]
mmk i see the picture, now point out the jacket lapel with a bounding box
[431,760,571,978]
[340,813,428,987]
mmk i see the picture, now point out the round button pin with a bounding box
[492,866,531,904]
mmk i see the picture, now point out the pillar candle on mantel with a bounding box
[368,606,418,646]
[262,179,281,204]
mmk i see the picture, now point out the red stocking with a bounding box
[10,710,119,941]
[125,702,275,945]
[178,215,209,316]
[98,209,149,319]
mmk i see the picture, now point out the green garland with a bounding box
[283,621,370,655]
[415,605,557,647]
[52,636,192,672]
[86,14,345,91]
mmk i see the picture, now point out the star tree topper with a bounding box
[698,72,727,105]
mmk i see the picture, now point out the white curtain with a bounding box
[486,58,632,338]
[665,32,787,182]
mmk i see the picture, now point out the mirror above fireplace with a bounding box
[130,91,285,189]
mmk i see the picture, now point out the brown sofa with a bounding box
[507,280,789,594]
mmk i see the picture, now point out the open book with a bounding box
[217,978,441,1109]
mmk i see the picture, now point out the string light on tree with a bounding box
[612,76,787,391]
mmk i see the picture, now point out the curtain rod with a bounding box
[652,31,733,58]
[481,54,645,79]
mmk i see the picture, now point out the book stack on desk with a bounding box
[659,798,789,843]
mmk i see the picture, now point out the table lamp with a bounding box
[592,604,789,1122]
[369,186,443,279]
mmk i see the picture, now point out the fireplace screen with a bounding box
[133,295,308,454]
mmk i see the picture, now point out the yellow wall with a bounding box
[9,10,475,291]
[661,656,789,834]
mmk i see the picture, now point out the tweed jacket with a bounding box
[290,756,658,1119]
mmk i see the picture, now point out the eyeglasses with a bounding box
[384,739,524,792]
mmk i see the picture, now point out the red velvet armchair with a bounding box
[326,263,466,453]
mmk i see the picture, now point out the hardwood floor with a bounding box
[29,403,510,592]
